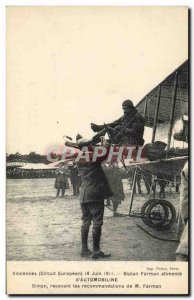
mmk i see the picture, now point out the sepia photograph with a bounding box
[6,5,189,295]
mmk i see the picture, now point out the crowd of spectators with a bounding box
[6,168,56,179]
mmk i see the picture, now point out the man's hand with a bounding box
[91,123,104,132]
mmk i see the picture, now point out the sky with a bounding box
[6,6,188,154]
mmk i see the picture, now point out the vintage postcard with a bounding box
[6,6,189,295]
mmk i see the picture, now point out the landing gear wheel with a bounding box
[141,199,156,227]
[146,200,176,231]
[141,199,176,231]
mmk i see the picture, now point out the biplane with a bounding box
[61,60,188,237]
[125,60,189,234]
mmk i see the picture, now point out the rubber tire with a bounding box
[146,200,176,231]
[141,199,160,227]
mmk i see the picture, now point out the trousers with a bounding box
[81,200,104,254]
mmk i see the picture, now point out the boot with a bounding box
[56,188,60,197]
[113,202,119,217]
[113,212,120,217]
[91,128,106,144]
[92,226,101,254]
[62,188,65,197]
[92,251,111,259]
[92,226,111,259]
[81,227,92,257]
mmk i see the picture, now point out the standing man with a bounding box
[55,163,69,197]
[91,99,145,145]
[69,162,82,196]
[103,163,125,217]
[76,139,113,259]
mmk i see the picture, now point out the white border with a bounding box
[1,0,194,5]
[0,1,193,299]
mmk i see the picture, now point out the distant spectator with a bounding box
[176,161,188,261]
[55,164,69,197]
[69,163,82,196]
[175,173,181,193]
[103,163,125,217]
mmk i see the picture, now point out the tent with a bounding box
[18,163,56,170]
